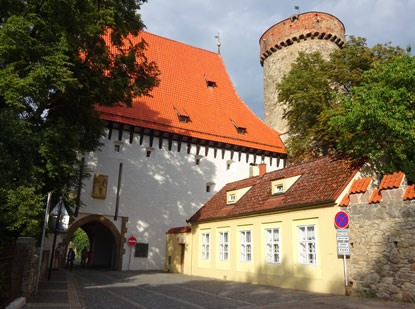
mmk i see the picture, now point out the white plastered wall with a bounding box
[78,128,284,270]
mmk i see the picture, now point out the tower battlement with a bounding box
[260,12,345,66]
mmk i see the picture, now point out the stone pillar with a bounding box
[16,237,37,298]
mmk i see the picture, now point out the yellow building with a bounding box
[166,155,360,294]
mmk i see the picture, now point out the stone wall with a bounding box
[346,199,415,302]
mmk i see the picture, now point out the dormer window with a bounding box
[174,107,190,124]
[204,74,216,88]
[271,174,302,196]
[228,193,236,203]
[275,184,284,194]
[179,115,189,123]
[231,119,247,135]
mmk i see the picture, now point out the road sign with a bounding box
[128,236,137,247]
[334,211,349,229]
[337,242,350,256]
[336,229,349,241]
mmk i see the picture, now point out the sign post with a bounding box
[127,236,136,270]
[335,211,350,295]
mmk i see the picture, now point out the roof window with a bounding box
[231,119,247,135]
[174,107,190,124]
[226,186,252,205]
[271,174,302,196]
[204,74,217,88]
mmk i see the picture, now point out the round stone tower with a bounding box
[260,12,345,135]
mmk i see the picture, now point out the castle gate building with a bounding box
[259,12,345,135]
[61,31,286,271]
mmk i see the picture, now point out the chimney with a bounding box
[259,163,266,177]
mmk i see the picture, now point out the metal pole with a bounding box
[35,192,52,294]
[344,254,348,295]
[128,244,132,271]
[114,162,123,221]
[48,197,62,280]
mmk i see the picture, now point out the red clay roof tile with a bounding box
[350,177,371,194]
[339,194,350,207]
[404,184,415,200]
[189,154,358,222]
[379,172,404,190]
[166,226,191,234]
[97,31,285,154]
[339,177,372,207]
[369,189,382,204]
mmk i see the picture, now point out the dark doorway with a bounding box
[179,244,185,274]
[82,221,114,268]
[63,215,123,270]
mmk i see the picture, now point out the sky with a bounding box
[139,0,415,120]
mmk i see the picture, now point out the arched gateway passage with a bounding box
[63,215,123,270]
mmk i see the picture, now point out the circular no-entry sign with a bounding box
[334,211,349,229]
[127,236,137,246]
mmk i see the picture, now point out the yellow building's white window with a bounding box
[219,231,229,261]
[201,232,210,260]
[240,230,252,262]
[265,228,280,264]
[298,225,317,265]
[228,193,236,203]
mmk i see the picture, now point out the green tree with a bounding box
[276,36,403,162]
[0,0,159,244]
[331,53,415,181]
[71,228,90,258]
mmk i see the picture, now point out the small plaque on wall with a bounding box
[92,174,108,199]
[134,243,149,258]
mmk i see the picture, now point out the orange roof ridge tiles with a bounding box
[97,31,286,154]
[339,194,350,207]
[379,171,404,190]
[340,177,372,207]
[166,226,191,234]
[404,184,415,200]
[189,154,359,223]
[350,177,372,194]
[369,189,382,204]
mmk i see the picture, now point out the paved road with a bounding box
[74,270,415,309]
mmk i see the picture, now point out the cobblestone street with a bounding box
[64,269,415,308]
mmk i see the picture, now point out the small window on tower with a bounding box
[113,141,123,152]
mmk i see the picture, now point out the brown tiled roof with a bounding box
[189,155,358,222]
[404,185,415,201]
[379,172,404,190]
[369,189,382,204]
[97,31,286,155]
[339,177,372,207]
[166,226,191,234]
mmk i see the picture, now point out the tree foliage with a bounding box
[276,36,415,180]
[0,0,159,244]
[331,53,415,181]
[71,228,90,258]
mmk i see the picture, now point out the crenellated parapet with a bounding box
[259,12,345,66]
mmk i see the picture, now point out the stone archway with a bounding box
[63,215,124,270]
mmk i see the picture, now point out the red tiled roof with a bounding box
[97,31,286,154]
[404,185,415,200]
[189,154,359,222]
[166,226,191,234]
[369,189,382,204]
[379,172,404,190]
[339,177,371,207]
